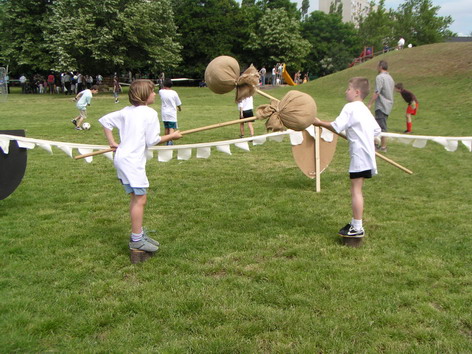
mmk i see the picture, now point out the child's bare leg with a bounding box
[130,193,147,234]
[239,123,245,137]
[76,117,84,127]
[351,177,364,221]
[248,122,254,136]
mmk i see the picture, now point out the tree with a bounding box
[300,0,309,19]
[357,0,396,50]
[172,0,243,78]
[0,0,54,74]
[393,0,454,45]
[301,11,361,77]
[45,0,181,75]
[246,8,311,70]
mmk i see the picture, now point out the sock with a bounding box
[131,232,143,242]
[351,218,363,230]
[407,122,412,132]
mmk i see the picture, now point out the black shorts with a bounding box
[350,170,372,179]
[241,109,254,119]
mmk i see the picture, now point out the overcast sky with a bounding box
[298,0,471,36]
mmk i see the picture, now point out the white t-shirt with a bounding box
[331,101,381,174]
[159,89,182,122]
[76,89,93,110]
[237,96,253,111]
[99,105,161,188]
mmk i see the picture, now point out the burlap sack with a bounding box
[204,56,260,102]
[256,90,317,132]
[204,56,240,94]
[235,64,260,102]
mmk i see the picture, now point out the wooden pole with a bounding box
[74,116,258,160]
[315,126,321,192]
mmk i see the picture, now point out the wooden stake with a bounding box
[315,126,321,192]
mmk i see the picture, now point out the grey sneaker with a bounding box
[129,239,158,252]
[143,228,160,247]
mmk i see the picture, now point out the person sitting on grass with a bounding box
[395,83,418,133]
[71,85,99,130]
[314,77,381,238]
[99,80,182,253]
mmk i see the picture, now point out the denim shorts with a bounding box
[122,184,147,195]
[164,121,178,129]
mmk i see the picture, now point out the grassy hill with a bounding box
[0,42,471,352]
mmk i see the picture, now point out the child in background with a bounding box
[237,95,255,138]
[99,80,182,252]
[113,75,122,103]
[71,85,99,130]
[314,77,381,238]
[158,78,182,145]
[395,83,418,133]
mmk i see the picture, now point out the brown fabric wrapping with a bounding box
[204,56,240,94]
[204,56,260,102]
[235,64,260,102]
[256,90,317,132]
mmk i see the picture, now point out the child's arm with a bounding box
[177,105,182,112]
[159,130,183,144]
[75,92,83,101]
[313,117,337,134]
[103,127,119,148]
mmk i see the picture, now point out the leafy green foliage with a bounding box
[393,0,455,45]
[301,11,361,77]
[172,0,243,78]
[0,0,53,73]
[44,0,181,74]
[358,0,396,50]
[246,8,311,69]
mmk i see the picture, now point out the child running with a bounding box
[395,83,418,133]
[314,77,381,238]
[99,79,182,252]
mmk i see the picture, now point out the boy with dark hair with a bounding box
[314,77,381,238]
[395,83,418,133]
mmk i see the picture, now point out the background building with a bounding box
[319,0,372,27]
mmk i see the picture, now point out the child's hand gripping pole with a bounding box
[73,116,259,160]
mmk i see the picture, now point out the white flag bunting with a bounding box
[0,131,471,164]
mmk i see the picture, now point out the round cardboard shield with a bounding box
[291,130,338,179]
[0,130,27,200]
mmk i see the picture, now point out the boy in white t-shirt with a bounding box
[314,77,381,238]
[158,78,182,145]
[237,95,255,138]
[99,80,182,253]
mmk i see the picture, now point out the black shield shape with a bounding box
[0,130,27,200]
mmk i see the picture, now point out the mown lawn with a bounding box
[0,43,471,352]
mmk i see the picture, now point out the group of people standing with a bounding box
[257,63,308,86]
[17,72,103,95]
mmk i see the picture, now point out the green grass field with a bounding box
[1,43,471,352]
